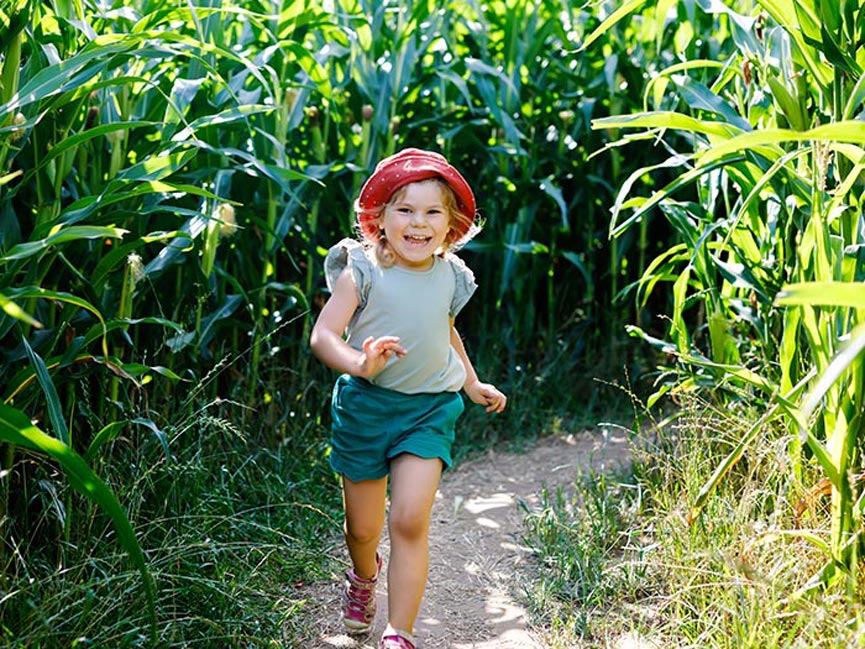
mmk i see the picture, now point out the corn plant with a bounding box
[0,0,332,639]
[0,0,748,642]
[290,0,685,385]
[590,0,865,589]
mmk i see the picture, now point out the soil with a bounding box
[294,428,634,649]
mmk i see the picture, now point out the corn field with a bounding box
[596,0,865,593]
[1,0,864,645]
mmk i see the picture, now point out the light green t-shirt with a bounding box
[324,238,477,394]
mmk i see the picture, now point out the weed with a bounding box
[521,396,865,648]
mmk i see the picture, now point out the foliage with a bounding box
[2,393,342,646]
[0,0,663,643]
[592,0,865,590]
[0,402,156,639]
[521,466,643,638]
[5,0,865,643]
[523,400,865,649]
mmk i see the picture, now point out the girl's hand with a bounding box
[357,335,406,377]
[464,380,507,413]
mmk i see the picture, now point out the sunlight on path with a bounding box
[299,431,632,648]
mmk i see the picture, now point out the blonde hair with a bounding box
[362,178,478,267]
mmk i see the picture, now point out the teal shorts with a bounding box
[329,374,464,483]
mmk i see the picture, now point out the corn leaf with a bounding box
[0,291,41,328]
[592,110,744,138]
[577,0,649,53]
[776,282,865,308]
[3,287,107,355]
[20,337,68,445]
[1,226,128,262]
[698,122,865,165]
[800,323,865,418]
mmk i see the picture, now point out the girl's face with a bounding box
[379,180,453,270]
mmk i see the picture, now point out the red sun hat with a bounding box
[356,148,476,242]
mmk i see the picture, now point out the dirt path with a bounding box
[296,429,632,648]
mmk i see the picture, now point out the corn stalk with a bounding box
[590,0,865,589]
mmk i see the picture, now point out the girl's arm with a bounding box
[450,321,507,413]
[310,269,405,377]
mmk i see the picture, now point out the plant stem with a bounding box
[0,29,23,173]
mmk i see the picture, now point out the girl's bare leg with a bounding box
[342,475,388,578]
[386,454,443,633]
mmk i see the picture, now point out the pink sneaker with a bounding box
[342,554,383,633]
[380,625,416,649]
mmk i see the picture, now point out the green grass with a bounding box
[1,337,632,646]
[520,462,646,645]
[0,374,345,647]
[519,395,865,649]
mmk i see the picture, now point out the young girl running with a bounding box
[310,148,507,649]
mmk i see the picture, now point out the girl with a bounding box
[310,148,507,649]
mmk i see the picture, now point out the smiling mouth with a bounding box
[405,235,432,244]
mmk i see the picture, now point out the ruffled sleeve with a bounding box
[323,238,374,308]
[447,253,477,317]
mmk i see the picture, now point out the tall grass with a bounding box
[521,399,864,648]
[2,393,342,646]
